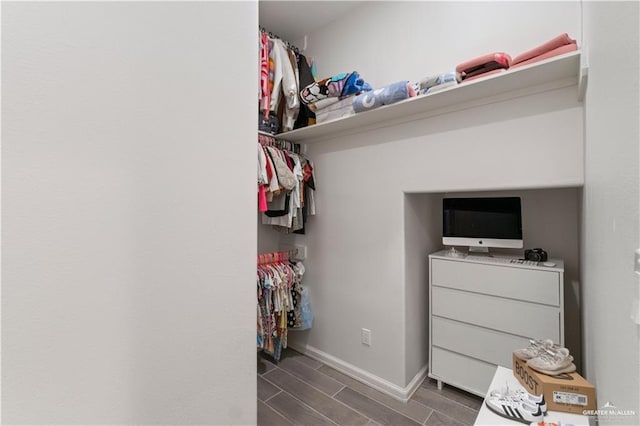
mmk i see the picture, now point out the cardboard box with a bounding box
[513,353,596,414]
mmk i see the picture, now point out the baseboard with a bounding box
[288,342,428,402]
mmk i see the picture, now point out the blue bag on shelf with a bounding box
[299,286,313,330]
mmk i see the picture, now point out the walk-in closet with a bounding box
[2,1,638,425]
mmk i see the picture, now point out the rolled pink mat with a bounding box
[461,69,506,83]
[456,52,512,75]
[510,43,578,69]
[513,33,576,64]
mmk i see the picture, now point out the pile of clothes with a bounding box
[300,71,373,123]
[299,73,419,121]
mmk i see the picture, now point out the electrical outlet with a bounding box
[361,328,371,346]
[294,244,307,260]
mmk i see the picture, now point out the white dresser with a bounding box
[428,250,564,397]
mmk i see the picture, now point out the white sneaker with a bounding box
[485,394,544,424]
[527,347,576,375]
[513,339,557,360]
[489,386,547,413]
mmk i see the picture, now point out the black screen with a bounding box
[443,197,522,239]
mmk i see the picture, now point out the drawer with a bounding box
[432,316,532,368]
[431,286,560,342]
[431,258,560,306]
[429,346,496,397]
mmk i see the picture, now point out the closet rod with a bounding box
[259,26,304,53]
[258,131,296,144]
[258,132,301,153]
[257,250,298,265]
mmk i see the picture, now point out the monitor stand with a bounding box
[468,246,491,256]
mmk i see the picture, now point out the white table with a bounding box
[474,366,592,426]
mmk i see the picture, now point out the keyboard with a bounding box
[465,255,539,266]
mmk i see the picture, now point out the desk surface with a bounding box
[474,366,592,426]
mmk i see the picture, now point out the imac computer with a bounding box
[442,197,523,254]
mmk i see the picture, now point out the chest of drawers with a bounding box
[428,251,564,397]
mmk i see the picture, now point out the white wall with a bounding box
[582,1,640,422]
[306,1,581,88]
[289,1,583,389]
[294,89,583,388]
[258,213,286,253]
[404,194,441,383]
[2,2,257,424]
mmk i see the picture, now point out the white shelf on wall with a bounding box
[276,51,583,144]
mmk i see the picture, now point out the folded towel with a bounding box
[417,72,461,95]
[309,96,356,113]
[353,89,384,112]
[308,97,341,112]
[353,81,414,113]
[417,71,461,93]
[316,104,355,123]
[456,52,512,80]
[510,43,578,69]
[300,71,372,104]
[513,33,576,65]
[424,80,458,94]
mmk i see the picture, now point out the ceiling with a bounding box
[259,1,365,44]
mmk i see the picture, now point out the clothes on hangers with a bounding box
[259,31,271,118]
[258,29,302,134]
[293,53,317,129]
[257,134,316,233]
[257,258,305,361]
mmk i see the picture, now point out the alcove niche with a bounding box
[403,187,583,378]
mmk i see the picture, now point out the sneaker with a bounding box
[485,394,544,424]
[489,386,547,413]
[527,347,576,375]
[513,339,557,360]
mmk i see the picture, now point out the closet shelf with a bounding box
[277,50,583,143]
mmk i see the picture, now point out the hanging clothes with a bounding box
[293,53,317,130]
[257,256,306,361]
[257,134,317,234]
[258,29,302,134]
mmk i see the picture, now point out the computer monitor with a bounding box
[442,197,523,252]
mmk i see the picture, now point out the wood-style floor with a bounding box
[258,348,483,426]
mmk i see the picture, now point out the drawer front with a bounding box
[431,258,560,306]
[430,346,496,397]
[432,316,532,368]
[432,286,560,342]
